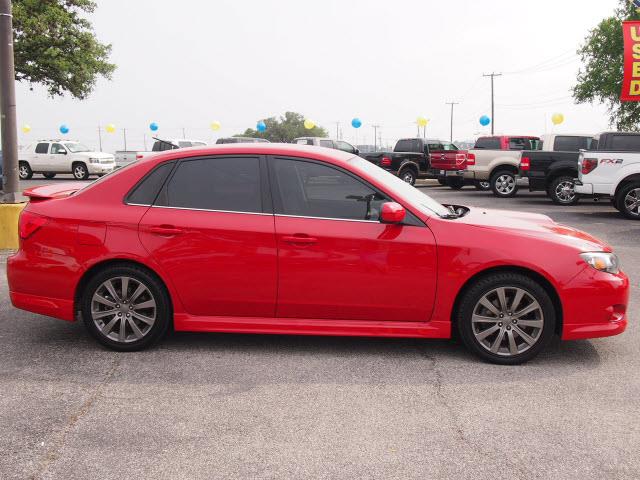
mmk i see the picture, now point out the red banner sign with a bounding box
[621,21,640,101]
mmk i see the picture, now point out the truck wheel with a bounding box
[617,182,640,220]
[42,173,57,179]
[474,180,491,191]
[437,177,446,186]
[447,177,464,190]
[72,162,89,180]
[548,176,579,205]
[490,170,518,198]
[399,168,417,186]
[18,161,33,180]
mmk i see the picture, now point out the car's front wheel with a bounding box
[81,265,171,351]
[490,170,519,197]
[457,272,556,365]
[475,180,491,191]
[72,162,89,180]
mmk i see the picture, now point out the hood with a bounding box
[455,207,611,252]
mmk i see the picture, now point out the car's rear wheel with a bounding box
[18,161,33,180]
[474,180,491,191]
[42,172,57,179]
[490,170,518,198]
[81,265,171,351]
[437,177,446,186]
[457,272,556,365]
[617,182,640,220]
[447,177,464,190]
[548,176,579,205]
[72,162,89,180]
[399,167,417,186]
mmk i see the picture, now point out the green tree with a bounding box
[239,112,328,142]
[574,1,640,130]
[12,0,115,99]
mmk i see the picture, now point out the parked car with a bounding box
[293,137,359,155]
[362,138,461,185]
[115,138,208,168]
[215,137,270,144]
[18,140,115,180]
[575,133,640,219]
[463,135,541,197]
[520,132,639,205]
[8,144,629,364]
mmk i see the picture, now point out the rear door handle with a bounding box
[282,235,318,245]
[148,225,183,236]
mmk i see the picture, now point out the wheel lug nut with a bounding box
[507,326,511,330]
[512,319,517,324]
[507,312,512,316]
[499,314,504,318]
[498,322,503,327]
[118,313,122,317]
[116,304,120,308]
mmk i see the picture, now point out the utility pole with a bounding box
[0,0,19,202]
[97,125,103,151]
[123,128,127,151]
[182,127,186,139]
[372,125,380,151]
[445,101,459,142]
[483,72,502,135]
[334,121,340,139]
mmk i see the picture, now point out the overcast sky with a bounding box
[15,0,620,152]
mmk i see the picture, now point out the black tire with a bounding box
[447,177,464,190]
[548,175,579,205]
[616,181,640,220]
[81,265,171,351]
[72,162,90,180]
[18,161,33,180]
[437,177,446,186]
[490,170,519,198]
[474,180,491,191]
[612,197,622,212]
[457,272,556,365]
[42,172,57,179]
[398,167,417,186]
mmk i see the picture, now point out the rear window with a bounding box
[394,139,421,152]
[319,140,334,148]
[609,134,640,151]
[474,137,501,149]
[553,136,593,152]
[35,143,49,154]
[126,162,175,205]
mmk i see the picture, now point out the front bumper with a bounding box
[88,163,115,174]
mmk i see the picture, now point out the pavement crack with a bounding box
[30,354,122,480]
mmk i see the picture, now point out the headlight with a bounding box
[88,157,100,164]
[580,252,620,274]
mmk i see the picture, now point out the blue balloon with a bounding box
[479,115,491,127]
[351,118,362,129]
[257,121,267,132]
[59,124,69,135]
[149,122,159,132]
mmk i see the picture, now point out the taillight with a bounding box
[582,158,598,175]
[520,157,530,171]
[136,154,144,160]
[466,153,476,166]
[19,211,49,240]
[381,156,392,167]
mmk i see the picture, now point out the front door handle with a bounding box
[282,234,318,245]
[148,225,183,236]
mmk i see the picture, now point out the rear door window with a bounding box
[158,156,262,213]
[336,141,356,153]
[474,137,501,149]
[35,143,49,154]
[319,140,334,149]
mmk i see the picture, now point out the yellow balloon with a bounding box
[551,113,564,125]
[417,117,429,127]
[304,119,315,130]
[105,124,116,133]
[21,124,31,133]
[210,121,221,131]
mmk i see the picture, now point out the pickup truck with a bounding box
[575,133,640,219]
[114,138,207,168]
[19,140,115,180]
[462,135,541,196]
[362,138,462,185]
[429,149,477,189]
[519,132,636,205]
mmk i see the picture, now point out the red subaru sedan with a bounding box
[7,144,629,364]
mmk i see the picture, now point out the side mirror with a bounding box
[58,150,67,155]
[354,148,360,155]
[380,202,405,224]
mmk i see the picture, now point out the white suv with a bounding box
[19,140,115,180]
[293,137,360,155]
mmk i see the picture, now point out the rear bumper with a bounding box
[9,291,75,322]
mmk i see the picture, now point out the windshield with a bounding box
[64,143,91,153]
[347,156,451,218]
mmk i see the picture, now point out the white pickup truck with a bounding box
[19,140,115,180]
[114,138,207,168]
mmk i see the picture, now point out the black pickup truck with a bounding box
[519,132,640,205]
[362,138,459,185]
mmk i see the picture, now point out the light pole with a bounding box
[0,0,19,202]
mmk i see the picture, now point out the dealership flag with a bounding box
[621,21,640,101]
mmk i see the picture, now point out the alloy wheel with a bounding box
[555,180,576,203]
[91,276,157,344]
[624,188,640,217]
[471,287,544,357]
[495,175,516,195]
[479,181,490,189]
[19,165,29,179]
[401,171,415,184]
[74,165,87,179]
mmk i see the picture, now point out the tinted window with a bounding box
[127,162,175,205]
[152,141,176,152]
[553,136,592,152]
[271,158,387,221]
[427,143,444,151]
[508,138,530,150]
[319,140,334,148]
[336,140,355,153]
[35,143,49,154]
[609,134,640,151]
[161,156,261,213]
[474,137,501,149]
[394,139,421,152]
[50,143,66,154]
[442,143,458,151]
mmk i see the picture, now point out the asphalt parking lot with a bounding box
[2,177,639,480]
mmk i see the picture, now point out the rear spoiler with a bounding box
[23,182,91,201]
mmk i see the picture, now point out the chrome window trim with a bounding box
[150,204,271,217]
[275,214,379,224]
